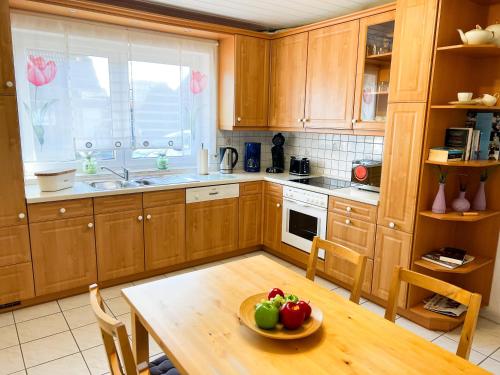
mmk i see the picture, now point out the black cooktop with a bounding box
[290,176,351,190]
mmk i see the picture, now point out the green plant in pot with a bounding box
[79,151,98,174]
[156,150,169,170]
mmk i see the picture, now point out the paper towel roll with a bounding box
[197,148,209,175]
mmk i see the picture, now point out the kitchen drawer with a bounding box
[328,196,377,222]
[240,181,262,196]
[94,193,142,214]
[28,198,93,223]
[325,256,373,295]
[0,225,31,267]
[264,182,282,197]
[143,189,185,208]
[0,262,35,304]
[327,213,376,258]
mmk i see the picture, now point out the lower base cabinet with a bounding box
[0,225,31,267]
[186,198,239,260]
[239,193,262,248]
[30,216,97,295]
[325,255,373,294]
[262,186,282,251]
[0,262,35,304]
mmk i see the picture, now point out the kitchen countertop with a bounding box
[24,171,380,205]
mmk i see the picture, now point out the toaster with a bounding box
[351,160,382,192]
[289,157,310,176]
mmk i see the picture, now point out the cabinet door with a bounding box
[372,226,412,307]
[95,210,145,281]
[325,256,373,295]
[305,20,359,129]
[389,0,438,102]
[378,103,426,233]
[239,194,262,248]
[0,225,31,267]
[186,198,238,260]
[262,193,282,251]
[269,32,308,128]
[30,216,97,295]
[235,35,269,127]
[0,96,27,228]
[0,263,34,304]
[144,204,185,270]
[0,1,15,95]
[327,213,376,258]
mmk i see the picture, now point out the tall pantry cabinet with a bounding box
[0,1,35,305]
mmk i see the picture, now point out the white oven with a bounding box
[282,186,327,259]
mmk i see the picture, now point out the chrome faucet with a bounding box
[101,167,129,181]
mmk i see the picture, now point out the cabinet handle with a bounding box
[146,214,152,220]
[303,118,309,122]
[87,223,94,228]
[18,213,25,220]
[5,81,14,88]
[352,119,357,125]
[389,222,396,229]
[237,116,241,122]
[276,203,281,208]
[345,219,351,225]
[346,206,352,212]
[297,118,303,123]
[59,208,66,214]
[138,215,143,221]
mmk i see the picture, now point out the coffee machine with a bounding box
[244,142,261,172]
[266,133,285,173]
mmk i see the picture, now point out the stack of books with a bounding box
[424,294,467,317]
[421,247,475,269]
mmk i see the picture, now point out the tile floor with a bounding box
[1,251,500,374]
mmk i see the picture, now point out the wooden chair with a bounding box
[306,236,367,304]
[384,266,482,360]
[89,284,179,375]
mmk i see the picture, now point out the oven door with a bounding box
[282,198,326,259]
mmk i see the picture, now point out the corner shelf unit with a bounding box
[425,160,500,167]
[406,303,466,332]
[414,256,493,274]
[419,210,500,222]
[431,105,500,110]
[436,44,500,57]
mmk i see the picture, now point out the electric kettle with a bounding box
[219,147,238,174]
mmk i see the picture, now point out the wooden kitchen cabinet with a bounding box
[95,210,145,281]
[327,213,376,258]
[262,184,283,252]
[186,198,239,260]
[304,20,359,130]
[30,216,97,295]
[269,32,308,129]
[389,0,438,102]
[0,262,34,305]
[0,225,31,267]
[372,225,412,307]
[377,103,426,233]
[239,183,262,249]
[325,256,373,294]
[0,0,15,95]
[0,96,27,228]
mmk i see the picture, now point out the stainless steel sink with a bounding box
[88,180,143,190]
[136,176,200,185]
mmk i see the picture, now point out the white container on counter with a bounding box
[34,168,76,192]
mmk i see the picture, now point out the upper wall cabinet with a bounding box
[219,35,270,129]
[0,1,15,95]
[389,0,438,102]
[269,32,308,129]
[353,12,395,132]
[304,20,359,130]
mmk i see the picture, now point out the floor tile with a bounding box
[72,323,103,351]
[58,293,89,311]
[396,317,443,341]
[99,283,133,300]
[431,335,486,365]
[361,301,387,318]
[17,313,69,343]
[0,324,19,350]
[21,331,79,368]
[63,305,99,329]
[116,313,132,336]
[0,312,14,328]
[286,264,306,276]
[149,336,163,357]
[331,287,367,304]
[82,345,110,375]
[490,347,500,362]
[313,276,340,290]
[0,345,24,375]
[26,353,90,375]
[164,267,197,278]
[105,297,130,316]
[445,317,500,356]
[13,302,60,323]
[480,358,500,373]
[10,371,27,375]
[132,275,164,286]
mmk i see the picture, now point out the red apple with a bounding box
[279,302,305,330]
[268,287,285,300]
[297,300,312,320]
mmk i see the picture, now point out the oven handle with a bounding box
[283,197,327,211]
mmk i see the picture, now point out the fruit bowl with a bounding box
[239,293,323,340]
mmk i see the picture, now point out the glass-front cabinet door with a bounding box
[353,11,395,132]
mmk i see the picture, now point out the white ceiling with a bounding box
[140,0,393,30]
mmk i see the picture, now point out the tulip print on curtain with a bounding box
[23,55,58,149]
[187,70,207,142]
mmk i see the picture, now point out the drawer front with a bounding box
[328,196,377,222]
[264,182,283,196]
[94,193,143,214]
[28,199,93,222]
[0,225,31,267]
[240,181,263,196]
[0,262,35,304]
[325,256,373,295]
[143,189,185,208]
[327,213,376,258]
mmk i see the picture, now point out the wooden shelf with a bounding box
[419,210,500,222]
[365,91,389,95]
[405,302,465,331]
[436,44,500,57]
[425,160,500,167]
[414,256,493,274]
[431,104,500,110]
[366,52,392,61]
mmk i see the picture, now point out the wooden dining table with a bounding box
[121,255,487,374]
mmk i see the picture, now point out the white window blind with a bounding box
[11,11,217,173]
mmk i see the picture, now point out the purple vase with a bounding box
[452,191,470,212]
[431,183,446,214]
[472,181,486,211]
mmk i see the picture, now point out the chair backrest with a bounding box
[384,266,482,360]
[89,284,149,375]
[306,236,367,304]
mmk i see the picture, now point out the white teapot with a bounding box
[486,21,500,46]
[458,25,495,45]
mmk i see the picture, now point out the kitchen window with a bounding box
[11,12,217,175]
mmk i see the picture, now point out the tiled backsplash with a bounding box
[216,130,384,180]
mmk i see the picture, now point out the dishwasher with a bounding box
[186,184,240,260]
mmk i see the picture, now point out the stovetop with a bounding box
[290,176,351,190]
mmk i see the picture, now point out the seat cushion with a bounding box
[149,355,179,375]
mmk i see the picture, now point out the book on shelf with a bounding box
[424,294,467,317]
[439,247,467,265]
[476,112,494,160]
[421,249,474,269]
[428,147,464,162]
[445,128,473,160]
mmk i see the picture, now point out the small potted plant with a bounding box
[431,166,447,214]
[79,151,97,174]
[156,150,169,170]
